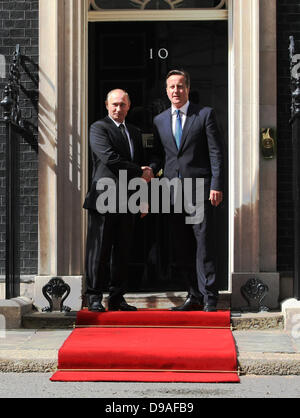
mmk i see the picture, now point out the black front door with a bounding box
[88,20,228,291]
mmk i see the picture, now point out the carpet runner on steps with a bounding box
[50,309,240,383]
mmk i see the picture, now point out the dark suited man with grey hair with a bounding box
[83,89,153,312]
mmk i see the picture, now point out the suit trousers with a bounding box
[170,201,218,305]
[85,209,135,302]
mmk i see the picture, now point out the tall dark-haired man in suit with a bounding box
[83,89,153,312]
[151,70,224,312]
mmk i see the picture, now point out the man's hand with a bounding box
[141,166,154,183]
[140,202,149,219]
[209,190,223,207]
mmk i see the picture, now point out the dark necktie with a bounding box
[175,110,182,149]
[119,123,133,159]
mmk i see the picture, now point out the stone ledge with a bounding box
[22,312,76,329]
[1,353,300,375]
[0,358,57,373]
[0,297,33,329]
[23,292,232,328]
[231,312,284,330]
[238,352,300,376]
[22,310,284,330]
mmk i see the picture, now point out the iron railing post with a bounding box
[0,45,23,299]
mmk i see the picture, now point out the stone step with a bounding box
[22,310,284,330]
[22,311,76,329]
[231,311,284,330]
[22,292,284,329]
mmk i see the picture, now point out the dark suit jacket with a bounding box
[151,103,224,201]
[83,116,145,211]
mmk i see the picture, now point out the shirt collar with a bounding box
[108,115,126,128]
[172,100,190,115]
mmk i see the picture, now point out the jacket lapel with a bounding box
[178,104,196,153]
[127,125,137,161]
[105,116,132,160]
[163,109,178,151]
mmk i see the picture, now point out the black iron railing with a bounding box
[0,45,25,299]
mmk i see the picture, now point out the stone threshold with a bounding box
[22,311,284,332]
[1,353,300,375]
[1,292,284,330]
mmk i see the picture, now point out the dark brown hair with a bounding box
[166,70,190,88]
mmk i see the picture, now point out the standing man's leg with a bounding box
[108,213,137,311]
[192,201,218,311]
[85,210,113,311]
[169,212,203,311]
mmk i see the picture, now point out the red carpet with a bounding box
[51,309,239,383]
[76,309,231,328]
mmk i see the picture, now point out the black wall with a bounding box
[0,0,39,277]
[277,0,300,272]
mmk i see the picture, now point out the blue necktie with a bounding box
[175,110,182,149]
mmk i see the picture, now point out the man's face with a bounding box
[166,75,190,109]
[106,90,130,123]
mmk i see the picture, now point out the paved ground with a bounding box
[1,327,300,375]
[1,373,300,398]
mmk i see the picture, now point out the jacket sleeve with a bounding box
[148,120,165,176]
[205,109,224,191]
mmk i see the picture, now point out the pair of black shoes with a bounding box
[87,295,137,312]
[170,295,217,312]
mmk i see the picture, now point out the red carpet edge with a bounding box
[50,309,240,383]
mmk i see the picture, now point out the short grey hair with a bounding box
[105,89,131,103]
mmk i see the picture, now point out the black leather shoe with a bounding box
[203,304,217,312]
[108,300,138,311]
[87,295,106,312]
[170,296,203,311]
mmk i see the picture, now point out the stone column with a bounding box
[36,0,88,311]
[230,0,279,309]
[259,0,277,273]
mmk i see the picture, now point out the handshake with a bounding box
[140,166,154,219]
[141,166,154,183]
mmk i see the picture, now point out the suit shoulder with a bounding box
[154,108,170,123]
[190,103,213,115]
[90,118,107,129]
[202,106,214,114]
[202,105,213,112]
[193,106,217,123]
[90,117,116,134]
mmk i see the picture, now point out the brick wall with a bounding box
[277,0,300,272]
[0,0,39,277]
